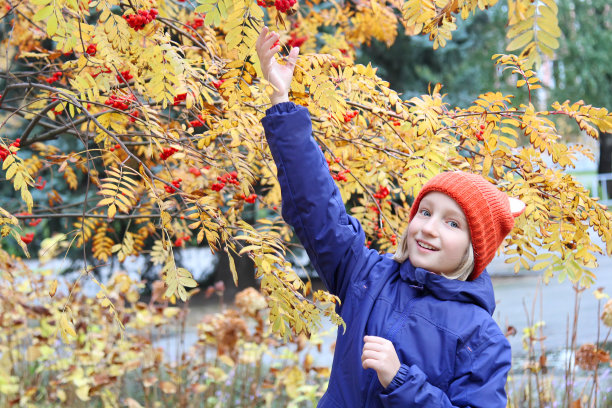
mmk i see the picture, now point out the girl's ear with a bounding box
[509,197,526,218]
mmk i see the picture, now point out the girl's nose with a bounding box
[421,217,439,237]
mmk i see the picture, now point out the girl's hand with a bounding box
[255,26,300,105]
[361,335,401,389]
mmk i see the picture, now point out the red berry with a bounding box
[21,232,35,244]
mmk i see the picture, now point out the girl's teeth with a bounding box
[419,242,435,250]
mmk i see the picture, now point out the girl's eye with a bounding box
[420,209,431,217]
[448,221,459,228]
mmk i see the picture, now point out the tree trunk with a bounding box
[598,132,612,198]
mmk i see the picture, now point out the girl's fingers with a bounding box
[287,47,300,67]
[364,335,386,344]
[257,29,279,53]
[361,349,380,363]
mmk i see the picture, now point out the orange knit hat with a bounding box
[408,171,525,280]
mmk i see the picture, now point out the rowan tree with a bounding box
[0,0,611,340]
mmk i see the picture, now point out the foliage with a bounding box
[505,286,612,407]
[362,0,612,118]
[2,250,612,407]
[552,0,612,110]
[0,253,331,407]
[0,0,611,341]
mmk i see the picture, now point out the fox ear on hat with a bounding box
[509,197,526,218]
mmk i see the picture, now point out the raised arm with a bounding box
[256,28,376,302]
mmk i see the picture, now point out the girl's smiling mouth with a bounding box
[417,240,438,251]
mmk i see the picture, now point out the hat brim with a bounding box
[509,197,526,218]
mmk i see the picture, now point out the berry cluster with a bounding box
[105,94,136,111]
[333,169,349,182]
[129,110,139,122]
[476,124,486,141]
[0,138,20,161]
[287,32,307,48]
[160,147,179,160]
[124,9,158,31]
[393,121,401,126]
[165,178,182,193]
[45,72,63,84]
[109,143,121,152]
[187,17,204,30]
[274,0,296,13]
[343,110,358,123]
[17,212,43,227]
[86,44,97,56]
[29,218,42,227]
[189,114,206,128]
[373,185,390,200]
[21,232,34,244]
[211,171,239,192]
[116,70,133,84]
[188,165,210,176]
[173,93,187,105]
[34,176,47,190]
[173,234,191,247]
[326,157,350,182]
[240,193,258,203]
[372,223,397,245]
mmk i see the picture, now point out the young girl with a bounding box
[256,27,525,407]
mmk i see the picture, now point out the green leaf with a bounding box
[47,14,58,36]
[33,5,54,21]
[507,30,534,51]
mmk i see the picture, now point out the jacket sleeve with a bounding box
[261,102,373,303]
[378,335,511,407]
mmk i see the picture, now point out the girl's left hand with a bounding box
[361,335,401,388]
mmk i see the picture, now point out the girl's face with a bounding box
[406,192,471,276]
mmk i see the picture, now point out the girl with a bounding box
[256,27,525,407]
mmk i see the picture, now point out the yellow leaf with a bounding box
[57,389,66,402]
[537,30,560,50]
[228,250,238,286]
[482,155,492,176]
[178,276,198,288]
[108,203,117,220]
[49,279,57,297]
[59,313,76,339]
[218,354,235,367]
[507,31,533,51]
[21,187,33,213]
[76,385,90,401]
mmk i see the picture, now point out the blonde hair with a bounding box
[392,226,475,281]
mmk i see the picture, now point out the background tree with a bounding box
[0,0,611,342]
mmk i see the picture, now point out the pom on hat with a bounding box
[409,171,525,280]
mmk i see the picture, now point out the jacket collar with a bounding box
[399,260,497,315]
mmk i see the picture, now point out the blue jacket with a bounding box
[262,102,511,407]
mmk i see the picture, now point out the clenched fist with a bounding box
[361,335,401,389]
